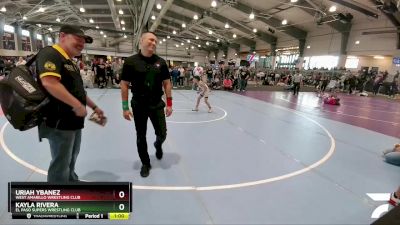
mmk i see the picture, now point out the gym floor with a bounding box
[0,89,398,224]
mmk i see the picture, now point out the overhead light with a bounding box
[307,45,310,49]
[329,5,337,12]
[217,38,220,42]
[56,17,61,22]
[193,14,198,20]
[249,12,255,20]
[0,6,6,12]
[290,0,298,2]
[123,34,127,38]
[191,46,194,49]
[282,19,287,25]
[198,44,201,47]
[117,0,122,1]
[37,24,42,27]
[175,44,179,47]
[235,53,237,56]
[206,41,210,45]
[121,20,125,25]
[80,7,85,13]
[119,9,124,15]
[182,23,186,28]
[233,33,237,38]
[156,3,162,10]
[253,28,257,33]
[89,18,94,23]
[208,30,213,35]
[225,23,229,29]
[48,27,53,31]
[159,41,162,44]
[38,7,45,12]
[374,56,384,59]
[195,35,199,39]
[355,40,360,44]
[187,39,190,43]
[167,35,170,39]
[163,38,166,42]
[151,15,156,20]
[186,47,189,50]
[181,42,184,45]
[253,51,256,54]
[122,27,125,31]
[104,34,107,38]
[211,0,217,7]
[100,31,104,34]
[96,25,99,29]
[213,55,216,58]
[173,30,176,34]
[23,16,27,20]
[223,54,225,57]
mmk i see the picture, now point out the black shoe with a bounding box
[140,164,151,177]
[154,142,163,160]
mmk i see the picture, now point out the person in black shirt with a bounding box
[38,25,105,183]
[120,32,173,178]
[96,58,106,88]
[239,67,250,91]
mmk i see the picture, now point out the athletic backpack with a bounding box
[0,53,49,131]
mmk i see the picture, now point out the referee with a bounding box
[120,32,173,178]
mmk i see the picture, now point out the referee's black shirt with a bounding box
[121,51,170,106]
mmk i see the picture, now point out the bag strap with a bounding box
[25,54,38,67]
[25,46,51,67]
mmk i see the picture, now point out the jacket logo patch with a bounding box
[64,64,76,72]
[44,61,56,71]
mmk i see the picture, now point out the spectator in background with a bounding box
[15,56,26,66]
[223,77,233,90]
[4,59,13,75]
[0,57,4,75]
[95,58,106,88]
[389,72,399,98]
[348,74,357,95]
[179,67,185,87]
[171,67,180,88]
[373,72,384,95]
[292,69,303,96]
[112,58,123,87]
[239,66,250,92]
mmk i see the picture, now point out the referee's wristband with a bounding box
[122,100,129,111]
[166,97,172,107]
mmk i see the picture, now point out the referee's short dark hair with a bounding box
[141,31,157,37]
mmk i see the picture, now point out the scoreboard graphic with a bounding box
[8,182,132,220]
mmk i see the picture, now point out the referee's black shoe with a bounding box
[140,164,151,177]
[154,142,163,160]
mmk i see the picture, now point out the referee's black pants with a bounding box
[132,104,167,166]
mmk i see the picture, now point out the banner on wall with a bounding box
[393,57,400,65]
[2,32,15,50]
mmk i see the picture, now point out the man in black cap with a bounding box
[38,25,106,183]
[120,31,173,177]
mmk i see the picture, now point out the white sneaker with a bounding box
[208,108,212,113]
[389,192,400,206]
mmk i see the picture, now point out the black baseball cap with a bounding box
[59,25,93,43]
